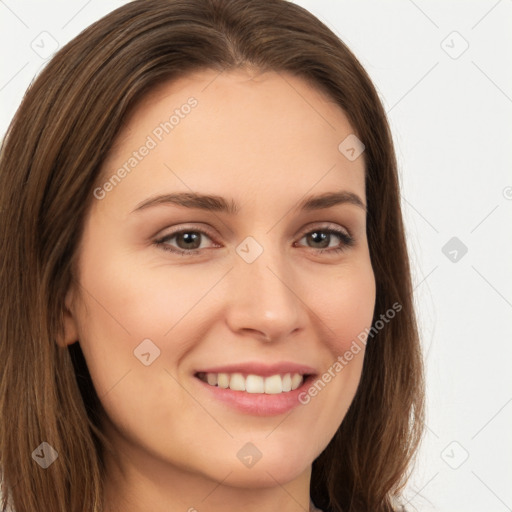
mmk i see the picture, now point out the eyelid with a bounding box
[156,221,352,239]
[156,222,217,237]
[297,221,352,239]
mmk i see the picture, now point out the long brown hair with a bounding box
[0,1,424,510]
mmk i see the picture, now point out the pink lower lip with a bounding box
[194,375,313,416]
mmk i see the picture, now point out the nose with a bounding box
[224,239,307,343]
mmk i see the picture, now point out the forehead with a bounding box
[97,68,366,214]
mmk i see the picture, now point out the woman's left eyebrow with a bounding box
[297,191,366,213]
[131,190,366,215]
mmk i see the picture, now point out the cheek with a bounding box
[72,239,232,426]
[72,249,208,454]
[311,258,376,355]
[295,258,375,448]
[75,240,212,353]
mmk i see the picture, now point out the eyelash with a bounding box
[154,225,355,257]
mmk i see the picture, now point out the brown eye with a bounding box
[155,228,218,256]
[174,231,202,250]
[296,228,354,254]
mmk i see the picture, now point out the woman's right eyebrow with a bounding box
[130,190,366,215]
[131,192,239,215]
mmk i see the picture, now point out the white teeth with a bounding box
[291,373,302,389]
[282,373,292,392]
[245,375,265,393]
[217,373,229,388]
[229,373,246,391]
[264,374,283,394]
[199,372,305,394]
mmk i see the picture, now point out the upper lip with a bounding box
[195,362,317,377]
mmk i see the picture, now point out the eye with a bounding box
[295,226,355,255]
[154,224,355,257]
[154,227,218,256]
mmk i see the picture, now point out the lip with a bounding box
[192,362,317,416]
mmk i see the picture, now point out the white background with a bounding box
[1,1,511,511]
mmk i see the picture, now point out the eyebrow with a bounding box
[131,190,366,215]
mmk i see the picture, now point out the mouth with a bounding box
[192,364,316,416]
[195,371,308,394]
[193,361,318,416]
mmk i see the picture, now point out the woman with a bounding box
[0,0,424,511]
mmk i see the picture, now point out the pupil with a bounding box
[178,232,200,249]
[309,231,329,248]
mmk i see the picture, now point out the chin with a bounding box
[213,459,310,489]
[196,440,315,488]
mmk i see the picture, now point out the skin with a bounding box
[60,68,376,512]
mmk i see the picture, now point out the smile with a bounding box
[196,372,304,394]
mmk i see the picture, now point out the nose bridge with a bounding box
[226,234,305,340]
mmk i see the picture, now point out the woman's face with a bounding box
[64,68,375,491]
